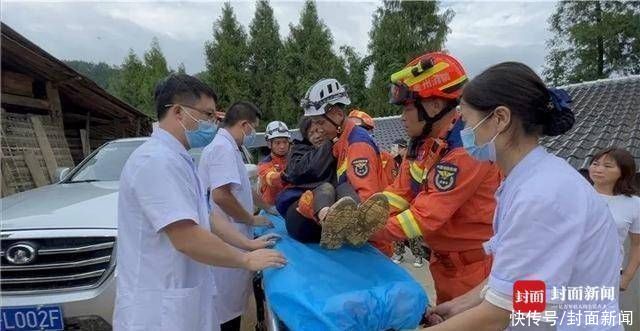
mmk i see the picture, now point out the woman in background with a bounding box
[588,147,640,324]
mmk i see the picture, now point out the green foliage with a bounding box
[110,38,171,118]
[339,46,368,109]
[140,37,170,116]
[112,49,146,114]
[543,1,640,85]
[273,0,348,126]
[248,0,283,128]
[88,0,455,126]
[367,0,453,117]
[204,2,250,109]
[65,60,120,92]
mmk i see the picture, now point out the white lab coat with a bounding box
[114,128,219,331]
[198,128,254,324]
[483,146,622,331]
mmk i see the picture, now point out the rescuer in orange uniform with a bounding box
[257,121,291,206]
[371,52,501,303]
[348,109,396,186]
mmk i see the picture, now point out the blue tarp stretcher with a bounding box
[255,212,429,331]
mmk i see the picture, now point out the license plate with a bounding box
[0,306,64,331]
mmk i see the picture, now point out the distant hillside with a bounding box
[64,60,121,92]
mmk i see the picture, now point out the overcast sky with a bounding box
[1,0,557,79]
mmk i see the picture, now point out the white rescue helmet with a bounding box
[300,78,351,117]
[265,121,291,141]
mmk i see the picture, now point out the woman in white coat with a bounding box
[425,62,623,331]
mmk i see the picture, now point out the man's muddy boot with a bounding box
[319,197,359,249]
[347,193,390,246]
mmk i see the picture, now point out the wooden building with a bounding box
[1,23,152,196]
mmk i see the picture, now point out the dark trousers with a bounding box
[285,182,359,243]
[220,316,241,331]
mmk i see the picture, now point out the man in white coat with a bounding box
[199,101,274,331]
[114,74,286,331]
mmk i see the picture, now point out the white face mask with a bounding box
[460,111,500,162]
[177,107,218,149]
[242,122,256,147]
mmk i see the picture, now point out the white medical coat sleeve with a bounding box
[203,145,242,191]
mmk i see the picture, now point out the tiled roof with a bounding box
[254,116,407,151]
[541,75,640,171]
[370,115,408,151]
[254,75,640,171]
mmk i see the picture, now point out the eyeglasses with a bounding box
[165,104,217,122]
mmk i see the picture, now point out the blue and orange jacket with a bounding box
[258,153,288,206]
[333,119,387,201]
[375,117,501,252]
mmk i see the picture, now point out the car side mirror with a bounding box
[55,167,71,182]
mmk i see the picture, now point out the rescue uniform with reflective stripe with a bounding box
[333,119,386,201]
[375,118,501,303]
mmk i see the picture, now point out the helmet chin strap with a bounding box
[407,99,455,159]
[323,113,343,135]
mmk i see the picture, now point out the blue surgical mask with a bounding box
[181,109,218,149]
[460,112,499,162]
[243,123,256,147]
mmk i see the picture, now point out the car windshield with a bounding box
[67,139,255,183]
[68,141,144,183]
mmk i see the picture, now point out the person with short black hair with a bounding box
[115,74,285,331]
[198,100,272,331]
[424,62,622,331]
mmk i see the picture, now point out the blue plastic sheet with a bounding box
[255,213,428,331]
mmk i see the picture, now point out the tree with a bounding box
[339,46,368,108]
[204,2,250,108]
[112,49,146,113]
[367,0,452,117]
[275,0,348,126]
[65,60,120,92]
[140,37,170,116]
[248,0,283,127]
[543,1,640,85]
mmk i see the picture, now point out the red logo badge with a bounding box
[513,280,546,313]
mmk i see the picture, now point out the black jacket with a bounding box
[283,139,336,187]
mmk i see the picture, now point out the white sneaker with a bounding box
[413,257,424,268]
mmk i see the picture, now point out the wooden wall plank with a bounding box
[46,82,63,118]
[1,93,50,110]
[23,150,48,187]
[29,116,58,180]
[80,129,91,158]
[1,71,34,97]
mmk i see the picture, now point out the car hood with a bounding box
[1,182,119,231]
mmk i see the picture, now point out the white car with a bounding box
[0,137,257,331]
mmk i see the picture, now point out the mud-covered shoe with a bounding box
[391,254,404,264]
[319,197,359,249]
[346,193,390,246]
